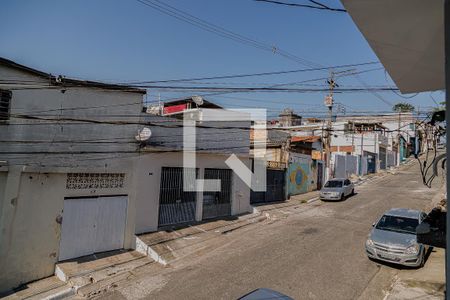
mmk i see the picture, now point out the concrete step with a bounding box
[55,250,145,282]
[55,249,154,295]
[2,276,73,300]
[74,259,165,299]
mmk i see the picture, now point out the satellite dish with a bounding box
[135,127,152,141]
[192,95,204,106]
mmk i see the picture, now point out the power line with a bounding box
[254,0,347,12]
[135,0,323,68]
[120,85,400,92]
[121,61,379,84]
[352,73,393,107]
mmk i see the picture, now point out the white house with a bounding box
[0,57,146,293]
[135,103,253,233]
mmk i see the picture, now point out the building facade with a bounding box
[0,58,146,292]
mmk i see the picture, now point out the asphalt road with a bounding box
[104,160,444,300]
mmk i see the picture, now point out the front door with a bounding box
[59,196,128,261]
[202,169,232,220]
[250,169,285,204]
[158,167,197,227]
[265,169,285,202]
[366,152,376,173]
[317,162,323,190]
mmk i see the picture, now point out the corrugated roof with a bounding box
[291,136,321,143]
[0,57,146,94]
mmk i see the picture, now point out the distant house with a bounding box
[146,96,223,117]
[250,123,324,203]
[287,135,324,196]
[0,57,146,293]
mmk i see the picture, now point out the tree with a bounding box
[433,101,445,112]
[392,102,415,112]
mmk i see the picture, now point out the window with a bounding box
[324,180,343,188]
[375,215,419,234]
[0,89,12,121]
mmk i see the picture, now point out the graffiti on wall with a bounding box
[287,162,310,195]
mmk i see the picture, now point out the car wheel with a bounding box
[340,193,345,201]
[351,189,355,196]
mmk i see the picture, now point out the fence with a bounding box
[387,150,396,167]
[333,154,359,178]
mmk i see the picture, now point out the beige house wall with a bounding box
[134,152,252,234]
[0,157,138,293]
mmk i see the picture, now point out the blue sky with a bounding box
[0,0,441,118]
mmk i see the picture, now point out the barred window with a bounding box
[0,90,11,121]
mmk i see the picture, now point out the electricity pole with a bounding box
[324,71,337,181]
[397,110,401,165]
[360,130,364,175]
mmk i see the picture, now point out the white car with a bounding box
[319,178,355,201]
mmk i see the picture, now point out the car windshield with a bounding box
[324,180,342,188]
[375,215,419,234]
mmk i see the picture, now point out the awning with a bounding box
[342,0,444,93]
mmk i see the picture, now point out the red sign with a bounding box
[163,104,187,115]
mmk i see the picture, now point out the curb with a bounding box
[44,287,75,300]
[307,197,319,203]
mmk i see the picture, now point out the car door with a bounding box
[418,212,429,252]
[344,179,351,196]
[348,179,354,194]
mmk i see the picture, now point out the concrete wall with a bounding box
[0,64,145,293]
[134,152,252,234]
[0,64,144,168]
[144,109,250,156]
[0,159,137,292]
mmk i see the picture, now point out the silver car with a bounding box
[319,178,354,201]
[366,208,428,267]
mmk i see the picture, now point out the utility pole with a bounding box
[351,130,355,155]
[360,128,364,175]
[324,71,337,181]
[397,110,401,165]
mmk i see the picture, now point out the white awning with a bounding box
[342,0,445,93]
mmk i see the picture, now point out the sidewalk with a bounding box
[384,184,446,300]
[385,248,445,299]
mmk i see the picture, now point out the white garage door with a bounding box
[59,196,128,261]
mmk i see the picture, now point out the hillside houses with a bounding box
[0,57,427,294]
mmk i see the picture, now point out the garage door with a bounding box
[59,196,128,261]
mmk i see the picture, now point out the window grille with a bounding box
[66,173,125,189]
[0,90,12,121]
